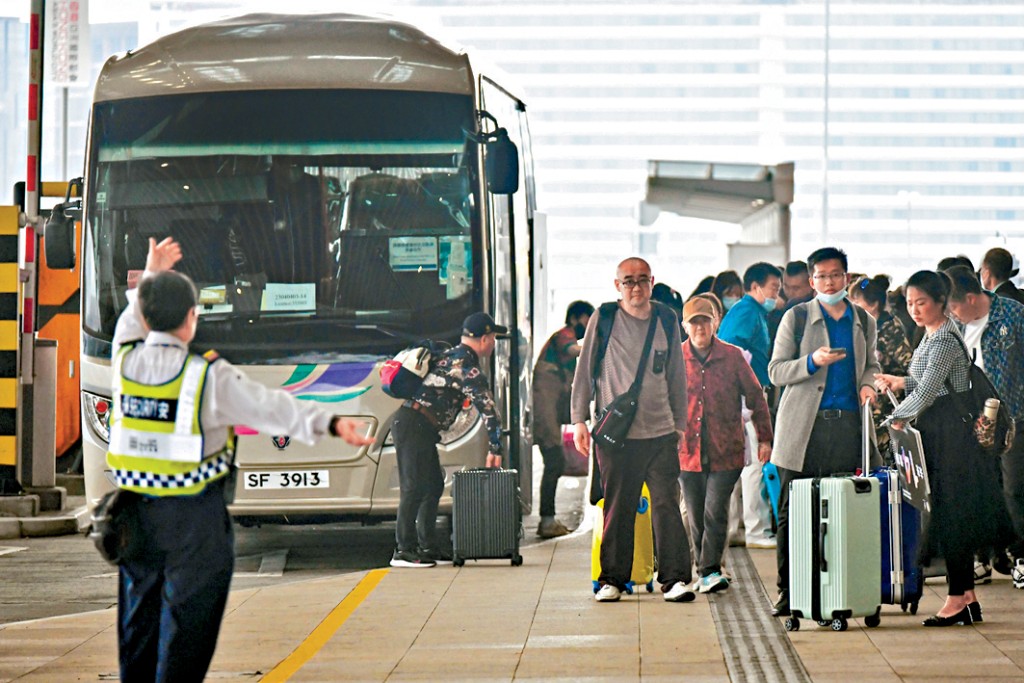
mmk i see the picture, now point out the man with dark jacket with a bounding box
[981,247,1024,306]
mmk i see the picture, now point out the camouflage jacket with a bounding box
[412,344,504,454]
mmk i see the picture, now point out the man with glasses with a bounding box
[571,257,694,603]
[766,246,880,617]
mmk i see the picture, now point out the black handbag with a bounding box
[591,313,659,451]
[944,335,1016,456]
[88,488,142,565]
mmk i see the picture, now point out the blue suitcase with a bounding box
[871,467,924,614]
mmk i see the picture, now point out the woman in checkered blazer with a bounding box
[876,270,1008,628]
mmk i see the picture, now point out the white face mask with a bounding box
[816,290,847,306]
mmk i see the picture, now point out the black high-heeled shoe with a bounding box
[967,601,983,623]
[922,606,973,627]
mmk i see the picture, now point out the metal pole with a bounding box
[18,0,45,487]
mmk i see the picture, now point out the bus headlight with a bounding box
[83,392,111,443]
[440,406,479,445]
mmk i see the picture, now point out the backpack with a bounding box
[379,340,450,399]
[789,301,869,359]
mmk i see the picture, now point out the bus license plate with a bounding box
[244,470,330,490]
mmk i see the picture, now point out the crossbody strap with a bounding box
[628,313,660,394]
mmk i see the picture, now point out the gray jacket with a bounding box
[768,301,881,472]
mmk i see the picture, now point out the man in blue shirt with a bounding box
[766,247,880,617]
[718,262,782,387]
[717,262,782,551]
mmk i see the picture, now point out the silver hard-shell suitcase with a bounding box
[451,468,523,566]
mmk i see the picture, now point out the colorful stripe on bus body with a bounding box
[234,361,377,436]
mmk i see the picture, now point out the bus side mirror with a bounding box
[486,129,519,195]
[43,178,83,270]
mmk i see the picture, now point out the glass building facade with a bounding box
[2,1,1022,315]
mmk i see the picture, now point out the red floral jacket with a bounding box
[680,337,773,472]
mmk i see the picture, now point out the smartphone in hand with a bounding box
[826,347,848,356]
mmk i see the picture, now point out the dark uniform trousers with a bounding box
[392,406,445,552]
[118,478,234,683]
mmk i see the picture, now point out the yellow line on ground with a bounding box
[260,568,389,682]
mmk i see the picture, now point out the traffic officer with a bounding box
[109,237,372,682]
[391,312,506,568]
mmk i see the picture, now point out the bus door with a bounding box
[480,79,534,512]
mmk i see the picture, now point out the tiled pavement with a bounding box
[2,515,1023,682]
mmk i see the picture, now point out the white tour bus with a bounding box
[46,13,537,521]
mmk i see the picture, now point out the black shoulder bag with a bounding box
[943,334,1016,456]
[590,313,659,451]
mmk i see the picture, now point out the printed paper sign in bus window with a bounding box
[389,236,438,272]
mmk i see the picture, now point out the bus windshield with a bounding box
[83,89,480,363]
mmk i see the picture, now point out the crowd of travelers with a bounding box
[566,246,1024,628]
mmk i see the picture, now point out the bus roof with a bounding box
[94,13,476,102]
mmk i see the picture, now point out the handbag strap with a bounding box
[942,329,983,420]
[628,313,661,394]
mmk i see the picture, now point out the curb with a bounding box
[0,506,88,540]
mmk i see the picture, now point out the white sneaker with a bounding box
[746,537,777,550]
[698,572,731,594]
[664,581,697,603]
[1011,559,1024,590]
[595,583,622,602]
[974,560,993,585]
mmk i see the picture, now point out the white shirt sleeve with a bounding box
[204,359,334,446]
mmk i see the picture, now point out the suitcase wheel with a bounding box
[453,557,465,567]
[830,617,848,632]
[864,612,881,628]
[511,554,523,566]
[645,581,654,593]
[816,620,830,627]
[909,601,919,615]
[784,617,800,632]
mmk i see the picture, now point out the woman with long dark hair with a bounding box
[875,270,1008,627]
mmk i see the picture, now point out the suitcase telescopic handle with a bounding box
[862,397,872,475]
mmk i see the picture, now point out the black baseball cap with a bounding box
[462,312,508,338]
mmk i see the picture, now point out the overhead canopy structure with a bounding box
[638,160,795,267]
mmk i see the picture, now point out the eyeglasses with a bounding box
[619,277,651,289]
[812,272,846,282]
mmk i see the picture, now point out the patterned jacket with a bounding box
[873,312,914,452]
[412,344,504,454]
[679,338,773,472]
[970,294,1024,423]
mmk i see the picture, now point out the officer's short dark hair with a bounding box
[565,300,595,325]
[742,262,782,291]
[807,247,848,273]
[137,271,198,332]
[946,265,984,302]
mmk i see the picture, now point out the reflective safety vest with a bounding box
[107,344,230,496]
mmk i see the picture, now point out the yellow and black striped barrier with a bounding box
[0,205,18,469]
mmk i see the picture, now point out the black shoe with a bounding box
[922,606,973,627]
[771,591,790,617]
[992,552,1013,576]
[390,549,435,568]
[419,547,453,565]
[967,601,983,623]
